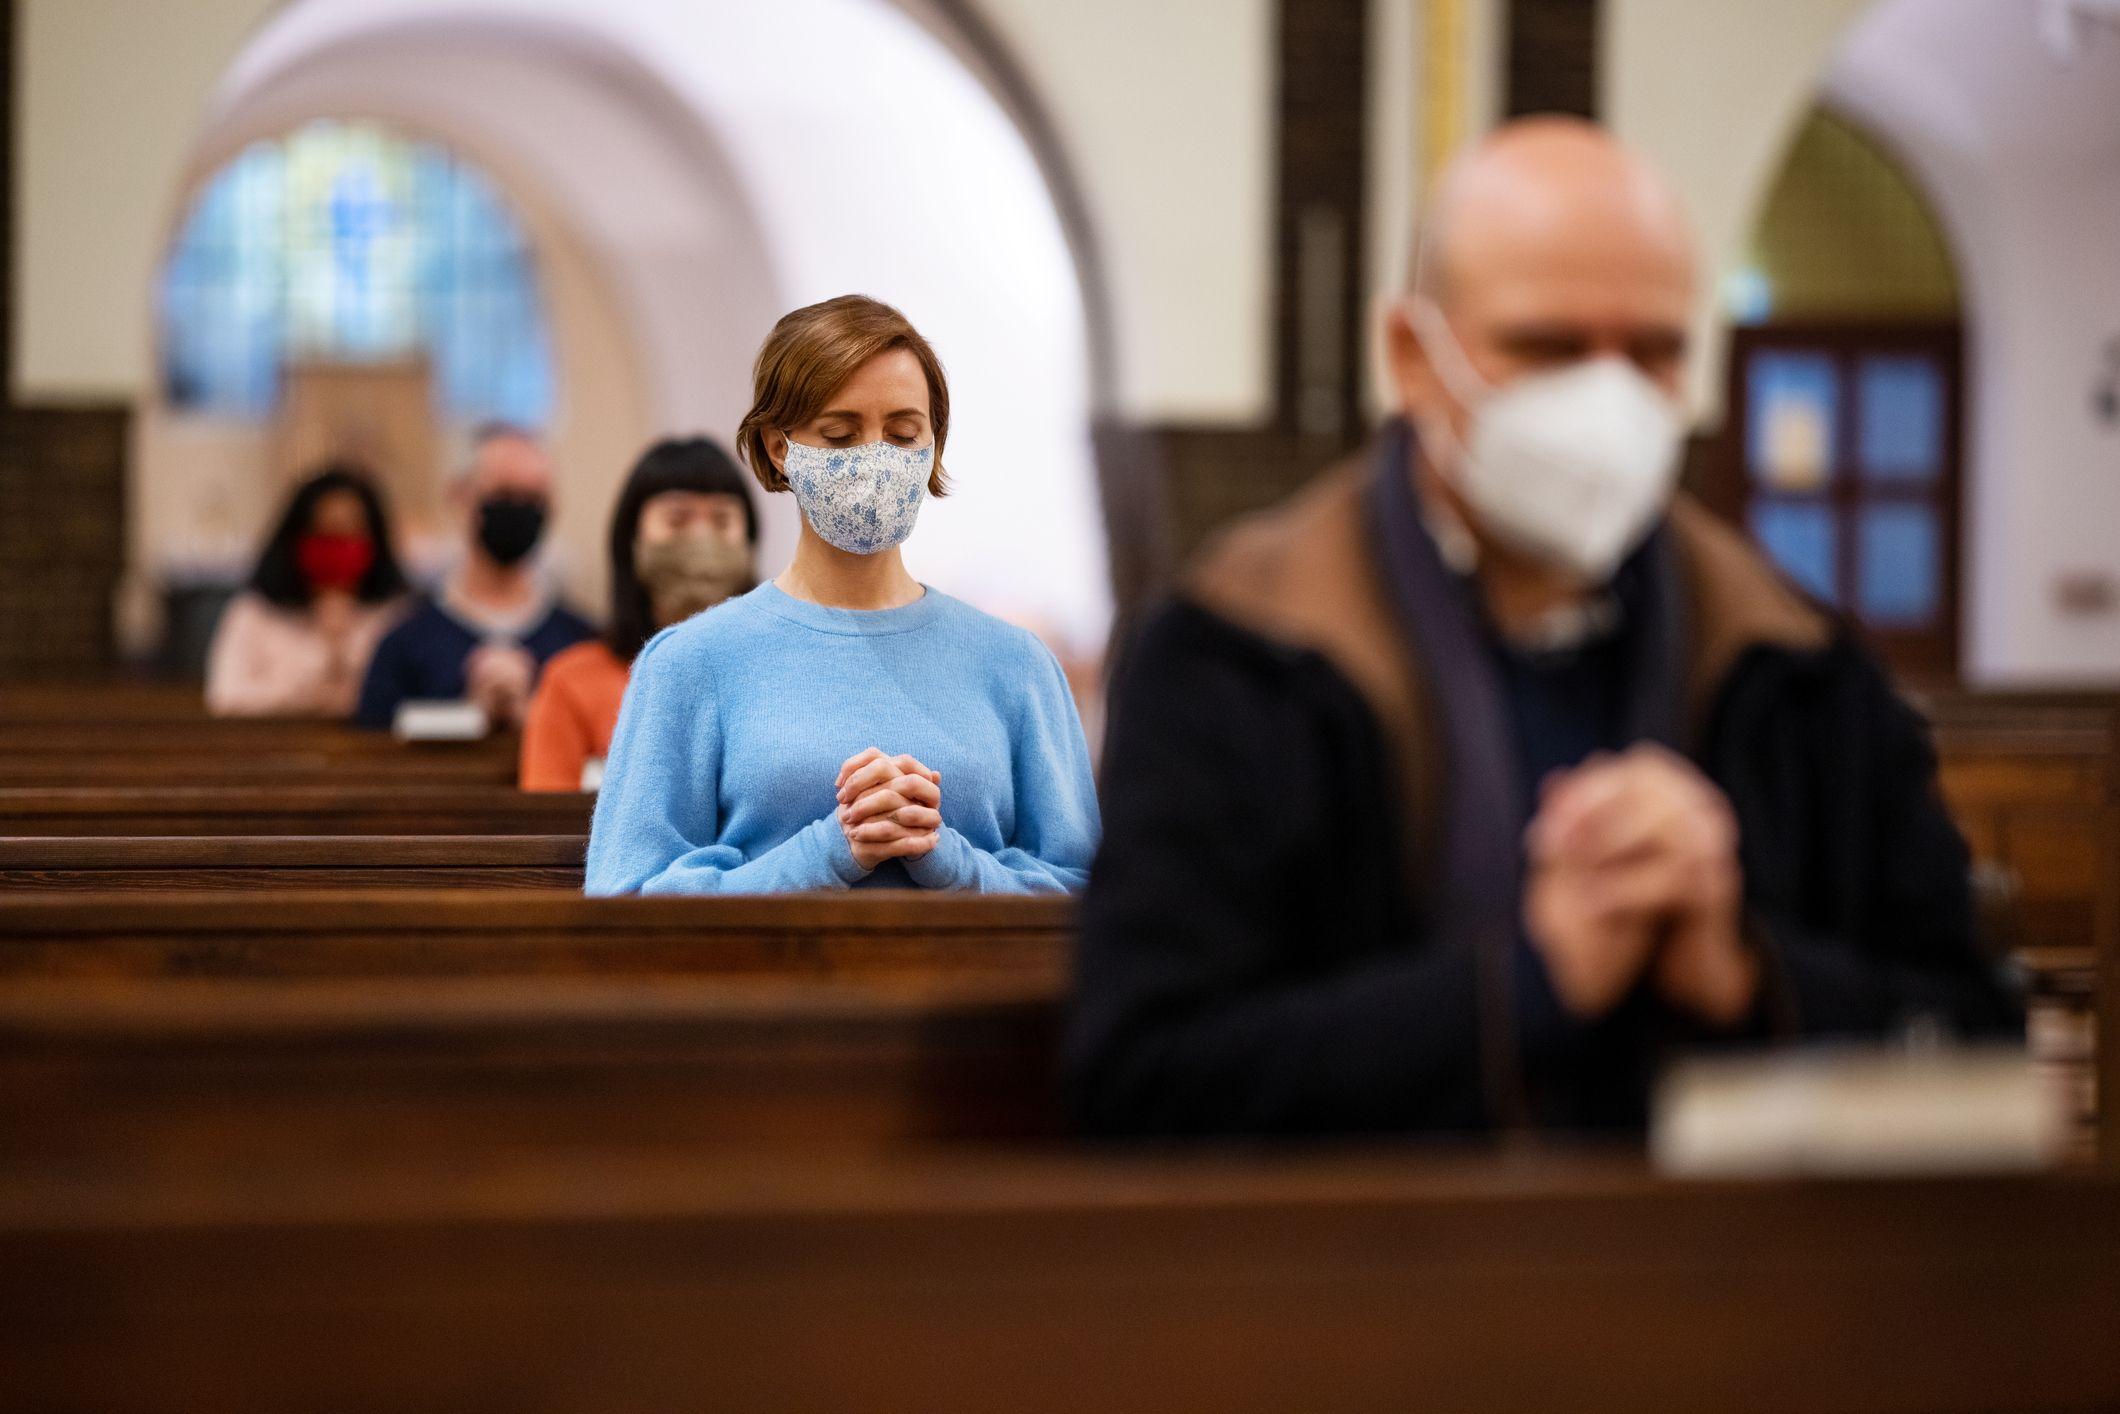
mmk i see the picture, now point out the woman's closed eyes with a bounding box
[823,431,927,448]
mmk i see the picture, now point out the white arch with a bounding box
[182,0,1111,651]
[1820,0,2120,682]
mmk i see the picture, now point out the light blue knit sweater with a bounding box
[584,581,1100,894]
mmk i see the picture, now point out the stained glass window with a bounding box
[1856,354,1945,485]
[1856,503,1942,626]
[1734,332,1959,676]
[1749,501,1839,605]
[158,121,553,427]
[1745,349,1839,491]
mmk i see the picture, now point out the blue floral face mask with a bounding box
[782,435,933,555]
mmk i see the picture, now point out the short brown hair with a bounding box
[735,295,951,498]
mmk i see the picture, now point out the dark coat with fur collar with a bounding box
[1067,462,2022,1137]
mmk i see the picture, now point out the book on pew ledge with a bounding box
[1650,1045,2065,1178]
[392,700,491,742]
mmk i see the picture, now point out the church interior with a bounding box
[1,0,2118,1407]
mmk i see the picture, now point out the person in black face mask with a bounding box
[475,493,548,568]
[353,424,596,732]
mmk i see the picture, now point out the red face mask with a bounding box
[295,533,376,594]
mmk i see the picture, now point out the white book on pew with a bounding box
[392,700,491,743]
[1652,1044,2066,1178]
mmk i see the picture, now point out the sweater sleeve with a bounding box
[903,635,1101,894]
[582,632,865,895]
[204,597,292,717]
[519,657,594,792]
[352,619,420,730]
[1065,602,1490,1137]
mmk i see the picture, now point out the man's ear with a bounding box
[1382,299,1444,421]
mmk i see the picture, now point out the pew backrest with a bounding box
[0,835,585,892]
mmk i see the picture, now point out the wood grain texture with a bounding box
[0,972,1067,1177]
[0,721,522,753]
[0,785,592,836]
[0,889,1074,981]
[0,1152,2114,1414]
[0,753,518,785]
[0,866,581,891]
[0,834,585,867]
[0,833,586,889]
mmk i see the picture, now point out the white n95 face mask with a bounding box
[1411,299,1685,584]
[782,436,933,556]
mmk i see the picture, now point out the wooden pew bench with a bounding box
[0,749,519,786]
[1933,715,2112,954]
[0,895,1070,1183]
[0,879,2105,1162]
[0,836,586,892]
[0,785,592,836]
[0,720,521,787]
[0,1150,2114,1414]
[0,891,1073,981]
[0,718,519,752]
[0,971,1066,1184]
[1927,706,2118,1163]
[0,678,208,712]
[0,679,216,723]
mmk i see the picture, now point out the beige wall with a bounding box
[971,0,1276,422]
[1603,0,1873,419]
[16,0,280,401]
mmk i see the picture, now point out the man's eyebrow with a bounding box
[1490,322,1688,342]
[1491,324,1592,343]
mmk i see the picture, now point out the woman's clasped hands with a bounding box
[835,746,944,872]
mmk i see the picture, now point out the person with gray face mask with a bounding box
[520,437,758,792]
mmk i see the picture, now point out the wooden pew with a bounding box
[0,751,520,786]
[0,719,517,752]
[1,1150,2114,1413]
[2,887,2107,1170]
[0,719,522,787]
[0,972,1066,1181]
[2099,802,2120,1174]
[0,674,522,784]
[0,679,211,722]
[1931,708,2113,953]
[0,895,1071,1184]
[0,837,585,892]
[0,785,591,836]
[0,891,1073,981]
[1925,700,2118,1164]
[0,865,2107,1157]
[0,694,543,819]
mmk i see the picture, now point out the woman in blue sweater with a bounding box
[584,295,1100,894]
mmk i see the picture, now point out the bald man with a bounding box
[1068,118,2019,1138]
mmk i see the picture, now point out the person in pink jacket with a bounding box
[205,465,411,717]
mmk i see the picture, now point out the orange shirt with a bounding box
[519,639,631,792]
